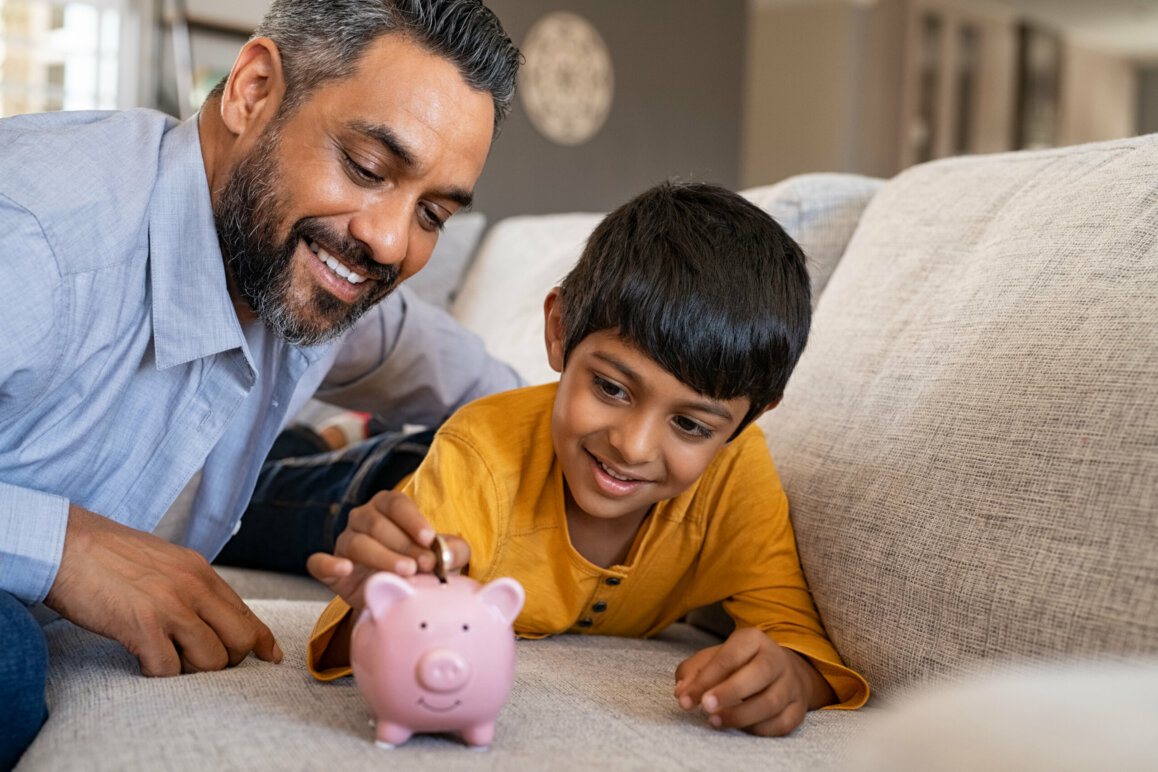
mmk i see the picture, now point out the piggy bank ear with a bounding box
[363,572,415,622]
[478,577,525,624]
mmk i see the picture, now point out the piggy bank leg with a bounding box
[460,722,495,749]
[374,721,413,749]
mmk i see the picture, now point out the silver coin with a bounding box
[432,533,452,583]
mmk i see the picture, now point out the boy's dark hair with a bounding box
[214,0,521,135]
[557,180,812,436]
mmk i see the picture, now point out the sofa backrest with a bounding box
[452,174,883,385]
[761,135,1158,698]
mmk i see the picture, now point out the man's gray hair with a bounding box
[243,0,520,133]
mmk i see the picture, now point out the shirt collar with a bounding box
[148,114,250,371]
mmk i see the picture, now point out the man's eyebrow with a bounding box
[591,351,734,421]
[350,120,474,209]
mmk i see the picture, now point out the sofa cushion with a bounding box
[403,211,488,310]
[761,135,1158,697]
[452,213,605,385]
[741,173,885,306]
[18,600,876,771]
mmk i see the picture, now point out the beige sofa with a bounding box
[17,135,1158,771]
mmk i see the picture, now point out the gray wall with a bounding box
[477,0,745,221]
[1140,67,1158,135]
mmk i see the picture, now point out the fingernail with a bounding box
[703,694,718,713]
[709,714,722,728]
[396,558,417,575]
[273,643,284,662]
[418,528,435,546]
[678,695,693,710]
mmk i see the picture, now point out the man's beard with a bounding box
[214,125,400,346]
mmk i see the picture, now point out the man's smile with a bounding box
[308,237,367,285]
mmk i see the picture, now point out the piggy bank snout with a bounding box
[417,648,472,693]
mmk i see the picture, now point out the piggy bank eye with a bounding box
[420,621,428,629]
[462,624,470,632]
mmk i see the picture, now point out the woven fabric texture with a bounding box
[760,136,1158,697]
[18,600,874,771]
[741,173,885,306]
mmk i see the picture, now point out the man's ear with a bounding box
[543,287,565,373]
[219,37,285,139]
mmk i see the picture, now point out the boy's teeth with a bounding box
[310,240,366,284]
[600,460,631,481]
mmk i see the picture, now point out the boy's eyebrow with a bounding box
[349,120,475,209]
[592,352,735,422]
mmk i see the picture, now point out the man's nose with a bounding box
[349,199,412,270]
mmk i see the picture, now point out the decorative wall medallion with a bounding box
[520,11,614,146]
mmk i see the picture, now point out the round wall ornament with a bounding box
[519,11,615,146]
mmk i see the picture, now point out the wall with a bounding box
[479,0,745,220]
[1141,67,1158,135]
[742,0,905,189]
[1058,42,1137,146]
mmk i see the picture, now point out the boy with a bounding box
[306,181,869,736]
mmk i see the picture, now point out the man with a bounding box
[0,0,520,766]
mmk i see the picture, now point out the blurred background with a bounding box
[2,0,1156,220]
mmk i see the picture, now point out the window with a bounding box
[1,0,130,117]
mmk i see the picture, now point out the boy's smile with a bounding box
[547,325,751,535]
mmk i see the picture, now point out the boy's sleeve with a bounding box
[706,431,870,709]
[307,596,354,681]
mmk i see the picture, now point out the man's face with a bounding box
[216,34,495,345]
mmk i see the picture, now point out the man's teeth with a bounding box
[309,241,366,284]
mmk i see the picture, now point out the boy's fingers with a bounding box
[307,552,352,584]
[368,491,435,548]
[444,534,472,572]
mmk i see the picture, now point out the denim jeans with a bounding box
[0,591,48,771]
[214,427,437,575]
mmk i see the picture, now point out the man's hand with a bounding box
[305,490,469,612]
[44,504,282,677]
[673,627,836,737]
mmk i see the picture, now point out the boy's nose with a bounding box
[610,414,660,466]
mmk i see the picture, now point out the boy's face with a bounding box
[544,292,753,527]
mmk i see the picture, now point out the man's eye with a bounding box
[343,153,382,184]
[419,204,447,231]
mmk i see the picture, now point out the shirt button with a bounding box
[605,577,621,586]
[592,601,607,613]
[577,618,594,628]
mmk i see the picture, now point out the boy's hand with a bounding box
[305,490,469,611]
[673,627,835,737]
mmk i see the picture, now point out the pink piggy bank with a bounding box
[350,572,525,749]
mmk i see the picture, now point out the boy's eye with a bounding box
[593,375,627,400]
[673,415,712,439]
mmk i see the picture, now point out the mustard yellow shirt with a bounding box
[309,383,868,708]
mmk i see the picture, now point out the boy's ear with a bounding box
[219,37,285,140]
[543,287,565,373]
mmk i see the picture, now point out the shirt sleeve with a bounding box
[307,596,354,681]
[701,431,870,709]
[0,195,72,603]
[315,285,525,431]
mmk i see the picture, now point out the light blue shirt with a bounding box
[0,109,521,604]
